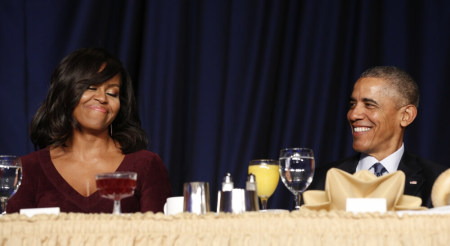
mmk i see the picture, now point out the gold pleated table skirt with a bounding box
[1,210,449,246]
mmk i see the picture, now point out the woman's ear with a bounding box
[400,105,417,127]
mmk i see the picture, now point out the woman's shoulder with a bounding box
[124,149,164,166]
[21,148,49,165]
[122,150,167,176]
[18,149,50,176]
[127,149,161,160]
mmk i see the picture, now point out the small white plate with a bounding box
[20,207,60,217]
[397,205,450,216]
[259,209,289,213]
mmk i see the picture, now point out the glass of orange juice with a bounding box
[248,159,279,210]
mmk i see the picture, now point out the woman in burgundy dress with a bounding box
[7,48,171,213]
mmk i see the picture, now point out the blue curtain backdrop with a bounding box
[1,0,449,210]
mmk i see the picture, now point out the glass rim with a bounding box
[0,155,18,158]
[279,147,313,152]
[183,181,209,186]
[249,159,278,164]
[0,155,21,166]
[95,171,137,180]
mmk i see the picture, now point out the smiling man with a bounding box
[308,66,447,208]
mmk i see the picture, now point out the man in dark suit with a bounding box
[308,66,448,208]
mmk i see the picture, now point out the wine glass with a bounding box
[95,172,137,214]
[0,155,22,214]
[248,159,279,210]
[279,148,315,210]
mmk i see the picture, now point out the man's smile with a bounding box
[353,127,371,133]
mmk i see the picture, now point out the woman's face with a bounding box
[72,74,121,134]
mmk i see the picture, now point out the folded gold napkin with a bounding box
[302,168,426,211]
[431,168,450,207]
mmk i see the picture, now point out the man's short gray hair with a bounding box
[360,66,420,108]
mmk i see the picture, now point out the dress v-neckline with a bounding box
[39,149,127,201]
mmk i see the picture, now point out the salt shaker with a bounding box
[246,173,257,191]
[245,173,259,211]
[222,173,234,191]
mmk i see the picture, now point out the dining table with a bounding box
[1,209,449,246]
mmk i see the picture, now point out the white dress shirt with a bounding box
[355,143,404,176]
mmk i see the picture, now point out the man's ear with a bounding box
[400,105,417,127]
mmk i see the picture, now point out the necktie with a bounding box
[371,162,388,177]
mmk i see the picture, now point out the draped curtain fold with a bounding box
[0,0,449,210]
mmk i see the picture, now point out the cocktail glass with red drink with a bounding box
[95,171,137,214]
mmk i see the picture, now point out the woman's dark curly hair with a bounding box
[30,48,147,154]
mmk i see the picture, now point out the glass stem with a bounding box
[1,197,8,214]
[294,193,302,210]
[260,198,268,210]
[113,200,121,214]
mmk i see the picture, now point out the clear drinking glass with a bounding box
[279,148,315,210]
[0,155,22,214]
[95,172,137,214]
[248,159,280,210]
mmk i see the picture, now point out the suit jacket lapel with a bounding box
[397,152,424,198]
[336,154,360,174]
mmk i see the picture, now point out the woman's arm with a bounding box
[138,152,172,213]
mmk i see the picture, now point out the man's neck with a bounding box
[356,143,405,173]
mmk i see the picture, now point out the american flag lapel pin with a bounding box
[409,180,417,185]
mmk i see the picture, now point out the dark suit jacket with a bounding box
[308,152,448,208]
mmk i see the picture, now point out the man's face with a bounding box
[347,77,405,160]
